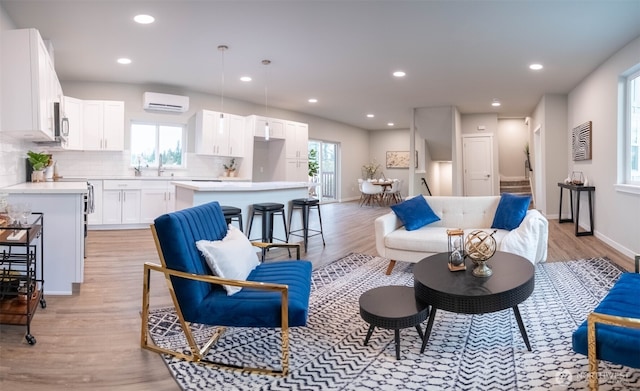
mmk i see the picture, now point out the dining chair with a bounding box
[360,180,383,207]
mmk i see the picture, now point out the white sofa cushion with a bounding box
[385,226,509,254]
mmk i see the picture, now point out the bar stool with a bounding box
[247,203,288,260]
[220,205,243,232]
[287,198,325,252]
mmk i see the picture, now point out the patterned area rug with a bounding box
[147,253,639,390]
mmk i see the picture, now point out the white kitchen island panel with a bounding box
[3,183,86,295]
[173,181,309,241]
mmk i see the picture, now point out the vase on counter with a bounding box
[31,170,45,182]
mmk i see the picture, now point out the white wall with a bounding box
[530,94,569,216]
[567,35,640,259]
[497,118,529,179]
[369,129,411,197]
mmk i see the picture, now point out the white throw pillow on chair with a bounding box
[196,225,260,295]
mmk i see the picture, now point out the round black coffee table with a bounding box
[359,285,429,360]
[413,251,535,353]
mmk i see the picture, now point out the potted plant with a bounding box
[27,151,51,182]
[223,158,237,177]
[308,149,319,180]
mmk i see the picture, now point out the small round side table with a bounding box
[359,285,429,360]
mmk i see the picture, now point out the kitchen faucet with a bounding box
[158,154,165,176]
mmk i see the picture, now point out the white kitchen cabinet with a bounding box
[1,28,60,141]
[285,121,309,159]
[83,100,125,151]
[63,96,84,150]
[140,181,175,223]
[88,180,103,225]
[286,159,310,182]
[102,180,141,224]
[285,121,309,181]
[194,110,245,157]
[247,115,285,140]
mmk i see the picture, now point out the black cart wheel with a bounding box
[26,334,36,345]
[40,298,47,308]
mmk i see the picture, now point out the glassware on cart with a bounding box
[21,203,32,226]
[6,203,24,226]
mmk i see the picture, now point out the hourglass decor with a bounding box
[447,229,466,271]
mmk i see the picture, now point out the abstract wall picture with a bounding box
[386,151,417,168]
[572,121,592,161]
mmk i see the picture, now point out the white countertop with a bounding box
[84,175,249,181]
[173,181,309,192]
[2,181,88,194]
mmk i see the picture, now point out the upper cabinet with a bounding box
[284,121,309,181]
[1,28,61,141]
[62,96,84,150]
[194,109,245,157]
[82,100,125,151]
[285,121,309,160]
[247,115,285,140]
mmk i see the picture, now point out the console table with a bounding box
[557,182,595,236]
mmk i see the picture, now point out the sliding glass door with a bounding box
[308,139,339,203]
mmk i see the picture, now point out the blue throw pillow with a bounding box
[390,196,440,231]
[491,193,531,231]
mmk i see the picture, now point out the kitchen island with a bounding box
[173,181,309,241]
[2,181,87,295]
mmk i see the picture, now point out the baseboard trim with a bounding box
[594,230,636,259]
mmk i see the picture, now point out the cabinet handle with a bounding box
[105,139,108,149]
[168,193,171,201]
[123,192,126,202]
[118,192,121,202]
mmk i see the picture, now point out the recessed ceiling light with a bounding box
[134,14,155,24]
[240,76,252,82]
[529,63,543,70]
[491,99,501,107]
[366,114,375,118]
[387,122,395,127]
[117,58,132,65]
[393,71,406,78]
[308,98,318,103]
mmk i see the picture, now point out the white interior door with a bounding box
[462,135,494,196]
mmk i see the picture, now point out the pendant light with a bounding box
[217,45,228,134]
[262,59,271,141]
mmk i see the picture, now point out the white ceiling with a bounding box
[2,0,639,130]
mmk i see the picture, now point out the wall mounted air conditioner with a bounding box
[143,92,189,113]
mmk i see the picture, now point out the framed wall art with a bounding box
[386,151,418,169]
[572,121,592,161]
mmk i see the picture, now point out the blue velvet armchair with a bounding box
[140,201,312,375]
[572,255,640,390]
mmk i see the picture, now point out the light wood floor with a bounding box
[0,201,632,390]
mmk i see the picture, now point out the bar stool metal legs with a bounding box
[287,198,325,252]
[247,203,288,260]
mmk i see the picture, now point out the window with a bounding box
[627,69,640,184]
[130,122,185,168]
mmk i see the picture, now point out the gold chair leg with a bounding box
[587,316,599,390]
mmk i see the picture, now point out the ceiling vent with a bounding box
[143,92,189,113]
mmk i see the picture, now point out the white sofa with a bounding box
[375,195,548,274]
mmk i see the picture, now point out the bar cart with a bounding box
[0,212,45,345]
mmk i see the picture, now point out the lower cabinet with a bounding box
[140,182,175,224]
[102,189,141,225]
